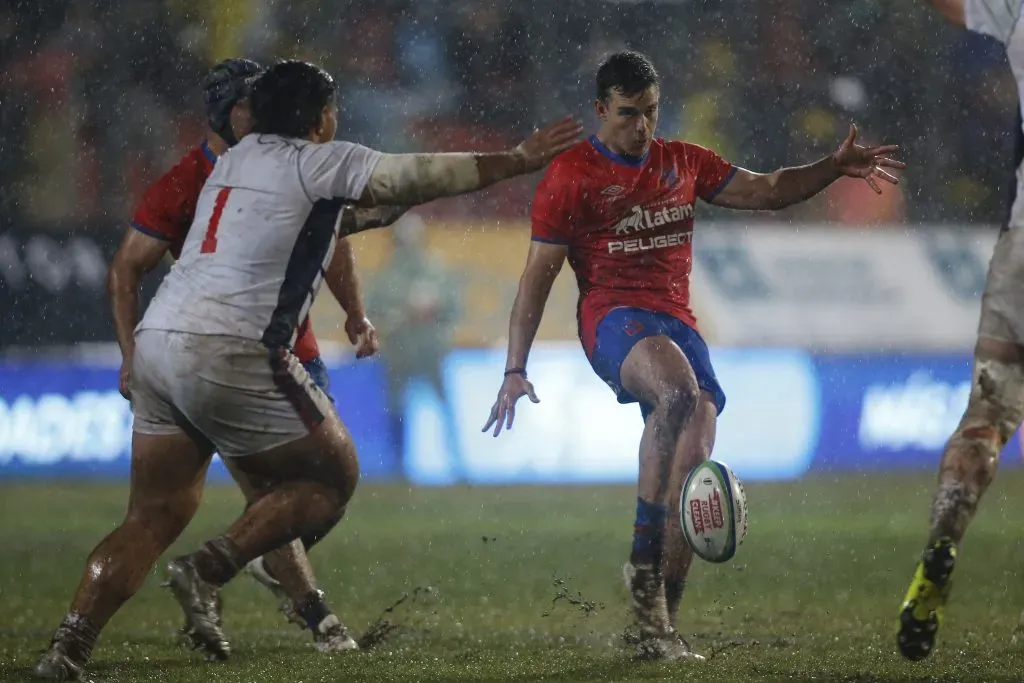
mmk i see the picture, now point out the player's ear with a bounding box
[315,104,337,142]
[594,98,608,121]
[230,99,254,140]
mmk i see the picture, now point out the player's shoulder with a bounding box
[134,142,215,221]
[542,139,596,185]
[211,135,313,198]
[147,143,215,195]
[555,138,595,163]
[217,134,295,170]
[236,134,358,175]
[237,133,316,158]
[132,144,214,236]
[660,138,731,173]
[177,142,217,175]
[661,138,716,158]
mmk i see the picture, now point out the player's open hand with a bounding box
[483,372,540,437]
[514,116,584,173]
[345,315,379,359]
[832,123,906,194]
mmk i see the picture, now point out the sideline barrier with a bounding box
[0,358,397,481]
[403,348,1020,484]
[2,346,1016,483]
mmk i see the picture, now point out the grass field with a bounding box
[4,473,1024,682]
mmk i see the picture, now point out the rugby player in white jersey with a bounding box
[33,59,582,681]
[110,57,406,658]
[897,0,1024,661]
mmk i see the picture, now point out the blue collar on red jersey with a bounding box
[588,134,649,168]
[201,140,218,165]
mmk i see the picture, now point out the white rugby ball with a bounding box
[680,460,748,563]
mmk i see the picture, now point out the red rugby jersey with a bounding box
[531,135,735,356]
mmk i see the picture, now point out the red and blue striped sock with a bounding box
[630,497,667,567]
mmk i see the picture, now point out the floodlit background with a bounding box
[2,0,1017,483]
[3,2,1024,681]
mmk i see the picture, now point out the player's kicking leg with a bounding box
[34,431,213,680]
[621,393,716,659]
[663,393,718,628]
[592,308,722,661]
[226,459,358,652]
[897,224,1024,660]
[618,338,703,661]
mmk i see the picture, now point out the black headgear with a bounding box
[202,58,262,146]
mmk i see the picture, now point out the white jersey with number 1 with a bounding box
[138,133,382,349]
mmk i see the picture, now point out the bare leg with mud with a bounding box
[663,394,717,627]
[164,410,360,659]
[929,341,1024,544]
[618,336,704,661]
[898,338,1024,661]
[225,459,358,651]
[34,432,213,680]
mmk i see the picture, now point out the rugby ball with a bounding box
[680,460,748,563]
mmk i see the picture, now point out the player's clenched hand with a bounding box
[345,315,379,359]
[831,123,907,194]
[483,373,540,437]
[513,116,584,173]
[118,357,133,400]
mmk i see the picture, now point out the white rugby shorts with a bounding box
[979,180,1024,346]
[130,329,332,458]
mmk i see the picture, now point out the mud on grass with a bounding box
[4,474,1024,681]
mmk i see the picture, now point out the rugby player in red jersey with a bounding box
[484,51,905,661]
[105,59,404,656]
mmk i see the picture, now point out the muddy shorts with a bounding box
[130,329,332,458]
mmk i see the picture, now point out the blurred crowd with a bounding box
[1,0,1017,235]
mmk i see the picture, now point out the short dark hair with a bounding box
[251,60,336,138]
[595,51,659,102]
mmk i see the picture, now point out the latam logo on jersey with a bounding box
[607,202,695,254]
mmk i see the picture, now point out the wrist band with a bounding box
[504,367,527,377]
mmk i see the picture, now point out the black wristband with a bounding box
[504,367,527,377]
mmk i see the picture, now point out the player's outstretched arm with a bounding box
[360,117,582,207]
[324,236,378,359]
[107,228,171,398]
[338,204,412,237]
[483,241,568,437]
[709,124,906,211]
[923,0,966,26]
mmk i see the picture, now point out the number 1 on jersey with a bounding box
[201,187,233,254]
